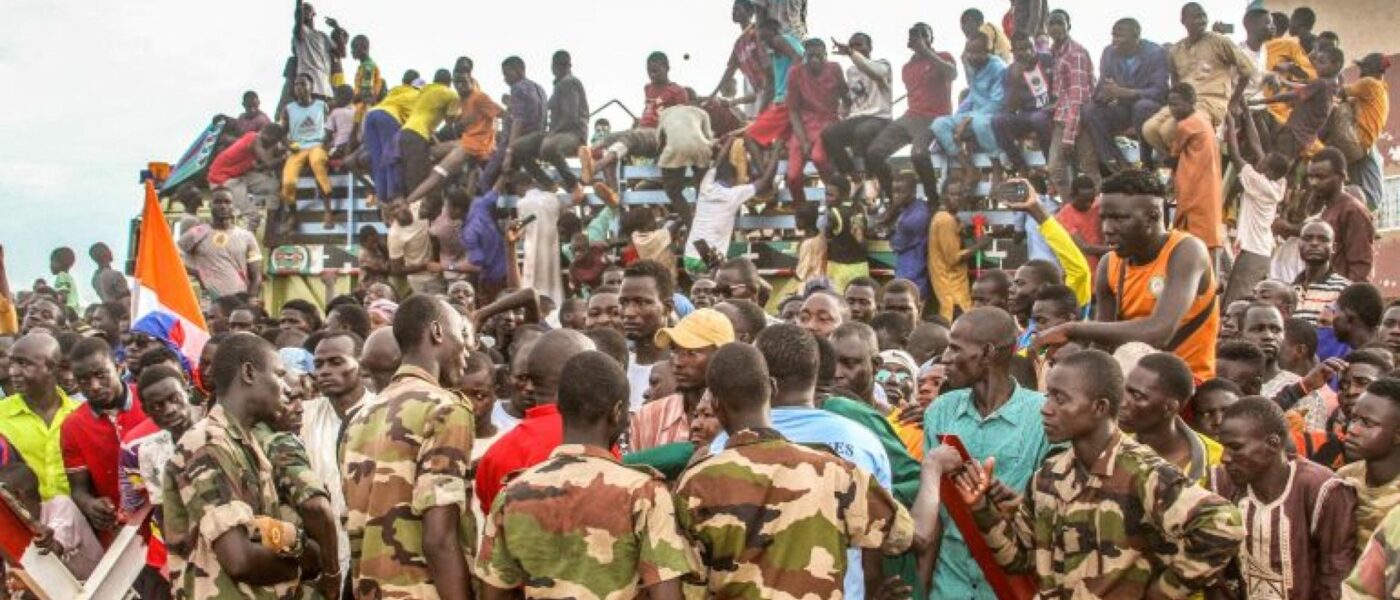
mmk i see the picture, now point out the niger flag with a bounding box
[132,180,209,368]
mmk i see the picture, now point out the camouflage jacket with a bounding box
[1344,504,1400,600]
[341,365,476,600]
[674,428,914,600]
[251,423,330,526]
[163,405,300,600]
[973,430,1244,599]
[476,444,698,599]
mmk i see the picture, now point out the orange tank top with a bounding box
[1106,231,1219,381]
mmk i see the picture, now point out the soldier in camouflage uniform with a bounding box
[162,334,312,600]
[674,343,916,600]
[477,351,699,600]
[954,350,1244,599]
[340,296,476,600]
[1344,505,1400,599]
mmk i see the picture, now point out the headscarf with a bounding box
[368,299,399,329]
[278,348,314,375]
[879,350,919,376]
[131,312,196,381]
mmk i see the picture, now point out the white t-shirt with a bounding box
[657,105,714,169]
[491,402,522,434]
[388,201,437,289]
[517,189,567,304]
[1236,164,1286,257]
[684,170,758,263]
[847,57,894,119]
[627,355,654,412]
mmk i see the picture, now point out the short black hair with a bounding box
[1048,8,1071,28]
[1169,82,1197,105]
[137,363,186,397]
[1346,348,1396,373]
[393,295,448,350]
[68,336,113,365]
[1311,147,1349,178]
[1034,284,1079,317]
[707,343,771,412]
[720,299,768,338]
[465,349,494,376]
[557,351,629,425]
[1290,6,1316,27]
[1283,317,1318,356]
[1217,340,1267,371]
[623,259,675,300]
[847,276,879,294]
[329,303,372,340]
[401,69,420,84]
[502,56,524,70]
[1100,168,1167,197]
[1315,45,1345,66]
[1021,259,1063,286]
[1055,349,1123,412]
[1113,17,1142,36]
[976,269,1012,292]
[883,278,922,302]
[1195,377,1243,400]
[869,312,913,344]
[646,51,669,67]
[211,333,275,394]
[1366,377,1400,409]
[138,346,182,372]
[850,32,872,47]
[552,49,571,66]
[1339,283,1385,330]
[584,327,630,369]
[1222,395,1289,439]
[1135,352,1196,401]
[51,247,75,267]
[755,324,818,391]
[280,299,324,331]
[960,8,985,24]
[719,257,761,290]
[802,38,826,51]
[317,330,365,357]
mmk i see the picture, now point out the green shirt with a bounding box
[622,441,696,481]
[0,391,78,499]
[822,396,920,506]
[52,272,81,311]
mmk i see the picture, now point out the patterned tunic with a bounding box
[476,444,697,599]
[676,428,914,600]
[975,431,1243,599]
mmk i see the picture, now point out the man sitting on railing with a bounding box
[579,52,689,200]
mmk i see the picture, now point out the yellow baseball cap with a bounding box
[655,308,735,350]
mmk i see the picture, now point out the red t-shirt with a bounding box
[640,82,688,128]
[207,131,259,185]
[786,62,846,126]
[903,52,956,119]
[474,404,621,512]
[1056,199,1103,273]
[61,393,148,542]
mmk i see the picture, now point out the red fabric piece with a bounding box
[746,103,793,146]
[938,434,1038,600]
[641,82,688,128]
[207,132,258,185]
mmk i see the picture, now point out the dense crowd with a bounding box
[0,0,1398,598]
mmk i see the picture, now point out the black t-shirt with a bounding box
[826,202,867,264]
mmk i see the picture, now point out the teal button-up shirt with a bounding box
[922,381,1049,600]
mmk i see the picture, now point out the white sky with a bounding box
[0,0,1247,302]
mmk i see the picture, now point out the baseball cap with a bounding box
[655,308,735,350]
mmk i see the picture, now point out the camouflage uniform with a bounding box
[252,424,331,600]
[340,365,476,600]
[162,405,301,600]
[674,428,914,600]
[476,443,698,599]
[973,431,1244,599]
[1343,505,1400,600]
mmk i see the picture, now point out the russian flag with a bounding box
[131,180,209,370]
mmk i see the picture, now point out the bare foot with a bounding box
[577,146,594,184]
[322,211,335,230]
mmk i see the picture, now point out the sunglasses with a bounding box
[876,370,912,384]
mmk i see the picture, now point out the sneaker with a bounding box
[578,146,594,184]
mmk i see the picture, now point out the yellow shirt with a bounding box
[1040,217,1093,308]
[402,83,461,139]
[1260,37,1315,124]
[928,211,972,322]
[0,295,16,335]
[980,22,1013,63]
[1345,77,1390,149]
[0,390,79,500]
[371,84,422,124]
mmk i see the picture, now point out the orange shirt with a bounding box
[458,88,502,160]
[1345,77,1390,149]
[1171,111,1224,248]
[1261,37,1315,124]
[1106,231,1219,381]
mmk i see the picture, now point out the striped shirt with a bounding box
[1293,272,1351,326]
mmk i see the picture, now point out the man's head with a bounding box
[731,0,755,25]
[20,298,64,335]
[209,187,236,224]
[907,22,933,50]
[394,295,471,389]
[313,331,364,400]
[1298,221,1335,268]
[1288,6,1316,36]
[585,290,623,332]
[1243,8,1275,43]
[803,38,828,72]
[716,258,761,302]
[1191,378,1242,440]
[1011,33,1035,66]
[1307,148,1349,201]
[656,309,735,395]
[551,49,572,79]
[557,351,631,445]
[1047,9,1071,44]
[755,324,818,400]
[1280,317,1319,374]
[1009,260,1062,320]
[708,343,774,431]
[844,277,879,323]
[1167,82,1197,121]
[326,303,372,341]
[1042,349,1123,444]
[1381,302,1400,356]
[241,90,260,113]
[459,351,496,425]
[799,292,846,339]
[1121,353,1194,435]
[359,320,401,393]
[447,281,477,313]
[1181,2,1209,37]
[584,327,630,371]
[1252,280,1297,318]
[1334,283,1384,347]
[137,364,194,435]
[942,307,1017,389]
[88,242,114,268]
[1215,340,1268,396]
[881,279,922,323]
[1345,377,1400,464]
[891,171,919,211]
[691,278,719,309]
[620,260,675,343]
[958,8,986,37]
[1111,18,1143,54]
[1219,399,1293,493]
[501,56,525,84]
[1099,169,1168,257]
[870,312,913,352]
[1311,45,1344,79]
[971,271,1011,310]
[211,333,288,425]
[830,322,880,403]
[279,299,322,333]
[292,73,313,104]
[906,321,950,367]
[228,308,257,334]
[559,298,588,331]
[715,300,766,344]
[1341,349,1396,420]
[7,334,60,398]
[963,32,991,71]
[350,34,369,60]
[646,51,670,85]
[601,265,625,290]
[1241,304,1285,365]
[1031,284,1080,331]
[520,329,596,409]
[88,302,127,345]
[69,338,125,412]
[644,359,676,403]
[1356,53,1393,79]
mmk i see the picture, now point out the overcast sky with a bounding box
[0,0,1247,303]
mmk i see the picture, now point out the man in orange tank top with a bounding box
[1033,169,1219,381]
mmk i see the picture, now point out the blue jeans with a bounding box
[1084,97,1163,166]
[363,110,403,199]
[1349,146,1383,210]
[932,111,1000,158]
[992,109,1053,169]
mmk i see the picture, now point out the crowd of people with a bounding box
[0,0,1397,598]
